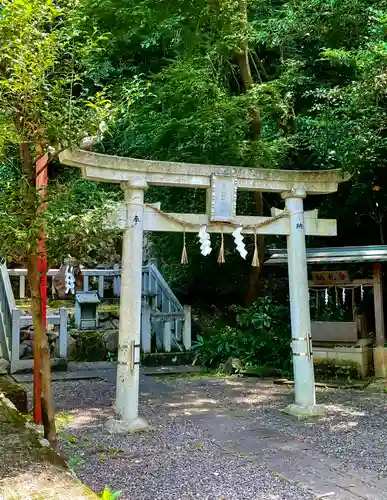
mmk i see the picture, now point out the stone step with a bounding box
[12,363,201,383]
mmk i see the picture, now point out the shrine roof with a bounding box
[75,292,100,303]
[265,246,387,265]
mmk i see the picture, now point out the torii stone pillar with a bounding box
[111,178,148,431]
[59,148,347,430]
[283,190,316,414]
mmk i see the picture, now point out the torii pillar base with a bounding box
[282,403,325,420]
[104,417,149,434]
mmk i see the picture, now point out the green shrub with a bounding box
[192,296,291,371]
[71,331,107,361]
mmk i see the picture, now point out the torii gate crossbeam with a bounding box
[60,148,347,431]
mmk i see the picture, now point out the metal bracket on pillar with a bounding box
[291,334,313,359]
[129,341,141,372]
[307,333,312,359]
[117,342,141,371]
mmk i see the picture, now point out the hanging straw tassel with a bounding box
[181,229,188,265]
[251,233,260,267]
[217,230,225,264]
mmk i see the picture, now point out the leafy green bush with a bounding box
[71,331,107,362]
[192,297,291,371]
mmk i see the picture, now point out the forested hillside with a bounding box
[74,0,387,304]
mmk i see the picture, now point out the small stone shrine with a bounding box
[75,291,100,330]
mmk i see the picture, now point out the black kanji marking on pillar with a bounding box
[133,214,140,224]
[296,222,304,230]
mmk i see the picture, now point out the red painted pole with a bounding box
[34,153,48,425]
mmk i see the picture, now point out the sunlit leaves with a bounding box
[0,0,112,150]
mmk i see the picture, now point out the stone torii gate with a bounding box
[60,148,346,431]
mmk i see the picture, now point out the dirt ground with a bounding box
[24,371,387,500]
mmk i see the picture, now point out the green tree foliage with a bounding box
[78,0,387,302]
[0,0,119,447]
[0,0,111,150]
[0,0,120,275]
[85,0,295,167]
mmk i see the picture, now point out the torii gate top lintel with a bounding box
[59,148,347,195]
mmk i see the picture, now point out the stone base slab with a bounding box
[282,403,325,420]
[104,416,149,434]
[313,344,372,377]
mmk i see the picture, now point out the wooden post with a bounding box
[58,308,68,358]
[20,275,26,299]
[83,275,89,292]
[34,152,49,426]
[141,301,151,353]
[373,262,385,347]
[11,308,21,373]
[183,305,192,351]
[163,321,172,352]
[373,262,386,378]
[98,275,104,298]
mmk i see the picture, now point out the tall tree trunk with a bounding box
[20,142,56,447]
[27,254,57,448]
[234,0,261,139]
[234,0,265,304]
[246,193,265,304]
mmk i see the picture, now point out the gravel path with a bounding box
[24,375,387,499]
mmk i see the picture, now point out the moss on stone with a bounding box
[0,375,28,413]
[0,393,99,499]
[70,330,107,361]
[314,358,363,381]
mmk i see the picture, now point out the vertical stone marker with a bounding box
[59,148,347,430]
